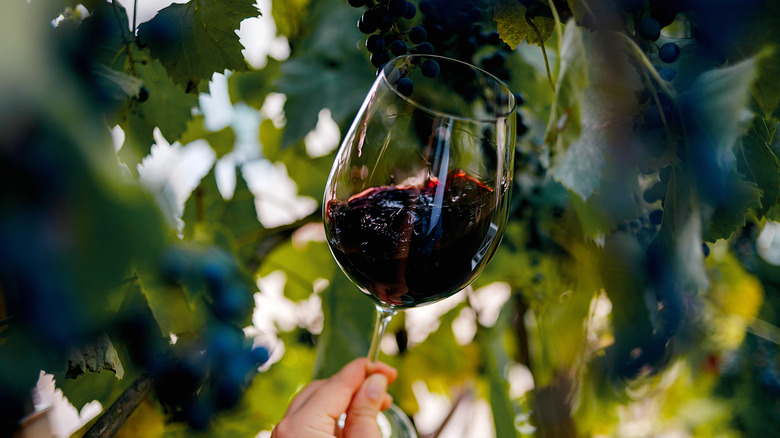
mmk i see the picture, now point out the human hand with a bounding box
[271,358,398,438]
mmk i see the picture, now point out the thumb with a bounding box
[343,373,388,438]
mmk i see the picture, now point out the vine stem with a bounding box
[132,0,138,32]
[526,15,555,91]
[83,374,155,438]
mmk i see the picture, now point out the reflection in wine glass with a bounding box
[324,54,516,437]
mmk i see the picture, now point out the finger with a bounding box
[295,358,372,420]
[366,361,398,384]
[343,373,388,438]
[380,394,393,411]
[284,379,327,415]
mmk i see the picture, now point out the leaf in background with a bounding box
[276,0,374,148]
[179,114,237,159]
[545,20,587,174]
[115,46,198,166]
[313,270,375,379]
[66,333,124,379]
[547,27,642,236]
[271,0,312,39]
[182,165,263,252]
[738,117,780,218]
[227,58,282,109]
[705,250,764,350]
[137,0,259,88]
[493,0,555,49]
[92,62,143,101]
[703,171,762,242]
[257,239,335,302]
[682,57,758,205]
[476,300,521,438]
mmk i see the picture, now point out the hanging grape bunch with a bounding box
[155,244,272,430]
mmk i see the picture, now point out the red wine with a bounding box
[325,170,503,308]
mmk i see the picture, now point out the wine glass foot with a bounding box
[336,404,418,438]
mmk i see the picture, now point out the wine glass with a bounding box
[323,54,516,437]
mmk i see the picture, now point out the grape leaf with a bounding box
[546,26,642,236]
[271,0,312,39]
[312,270,375,380]
[683,57,758,180]
[179,114,237,159]
[114,45,198,166]
[703,171,762,242]
[493,0,555,49]
[137,0,260,88]
[227,58,282,109]
[476,301,521,438]
[738,117,780,218]
[256,239,336,302]
[182,165,263,257]
[275,0,374,149]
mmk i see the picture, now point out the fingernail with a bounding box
[366,374,387,401]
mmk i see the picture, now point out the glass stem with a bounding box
[368,305,396,362]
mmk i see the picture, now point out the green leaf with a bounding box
[182,166,262,245]
[137,0,260,88]
[114,45,198,165]
[257,239,336,302]
[546,26,642,236]
[313,270,375,379]
[703,171,762,242]
[179,114,237,158]
[477,301,521,438]
[738,117,780,218]
[275,0,374,148]
[270,0,312,39]
[493,0,555,49]
[684,57,759,176]
[227,59,282,109]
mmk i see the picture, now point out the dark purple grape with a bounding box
[358,17,377,34]
[702,242,711,258]
[377,10,394,31]
[658,67,677,81]
[396,77,414,96]
[136,86,149,102]
[638,17,661,41]
[409,26,427,44]
[421,59,440,78]
[250,346,271,365]
[649,209,664,225]
[370,51,390,67]
[185,397,214,431]
[366,34,386,53]
[658,42,680,63]
[415,42,434,54]
[643,182,667,203]
[348,0,366,7]
[390,40,408,56]
[404,2,417,19]
[213,284,251,322]
[389,0,409,17]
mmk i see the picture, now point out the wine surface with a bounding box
[325,170,501,308]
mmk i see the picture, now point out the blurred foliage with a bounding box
[1,0,780,437]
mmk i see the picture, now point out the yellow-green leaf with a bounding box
[493,0,555,49]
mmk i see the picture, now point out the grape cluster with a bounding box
[348,1,529,136]
[155,244,271,430]
[349,0,429,70]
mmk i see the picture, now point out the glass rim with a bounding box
[379,54,517,123]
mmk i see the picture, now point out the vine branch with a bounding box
[83,374,155,438]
